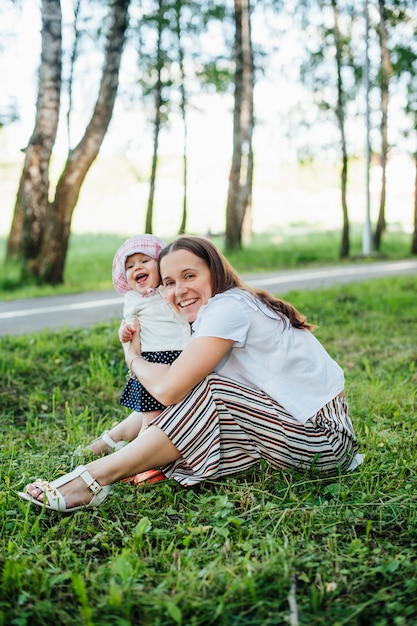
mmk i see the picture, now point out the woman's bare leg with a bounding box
[26,425,181,509]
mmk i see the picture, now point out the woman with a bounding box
[19,236,361,513]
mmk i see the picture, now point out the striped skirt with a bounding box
[152,373,359,486]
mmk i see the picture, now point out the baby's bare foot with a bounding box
[84,431,126,456]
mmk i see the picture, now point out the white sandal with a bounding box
[74,430,127,458]
[17,465,111,513]
[99,430,126,452]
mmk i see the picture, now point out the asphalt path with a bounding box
[1,258,417,336]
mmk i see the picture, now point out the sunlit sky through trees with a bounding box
[0,1,415,238]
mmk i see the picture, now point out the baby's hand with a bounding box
[119,318,139,343]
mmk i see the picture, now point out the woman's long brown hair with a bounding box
[159,236,315,331]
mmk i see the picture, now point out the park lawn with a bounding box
[0,275,416,625]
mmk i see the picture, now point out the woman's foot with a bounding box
[124,468,167,485]
[18,466,111,513]
[19,426,182,513]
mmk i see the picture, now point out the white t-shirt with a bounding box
[191,288,344,423]
[124,288,191,352]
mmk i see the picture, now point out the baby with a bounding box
[88,234,190,481]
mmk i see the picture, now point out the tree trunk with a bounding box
[175,1,188,236]
[412,148,417,255]
[37,0,130,283]
[66,0,82,148]
[374,0,392,250]
[331,0,350,259]
[177,96,188,236]
[145,96,162,235]
[6,0,62,263]
[145,0,164,235]
[225,0,254,250]
[340,153,349,258]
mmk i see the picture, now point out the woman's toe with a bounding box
[26,484,45,502]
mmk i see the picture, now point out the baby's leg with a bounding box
[88,410,162,455]
[88,411,144,455]
[139,410,162,434]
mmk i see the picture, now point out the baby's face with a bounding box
[125,252,160,295]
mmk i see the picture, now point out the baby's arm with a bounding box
[121,293,141,342]
[119,318,140,343]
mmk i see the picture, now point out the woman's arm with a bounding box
[124,328,233,406]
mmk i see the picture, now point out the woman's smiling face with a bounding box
[160,249,213,323]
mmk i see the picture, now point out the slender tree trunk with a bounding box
[225,0,254,250]
[66,0,82,149]
[374,0,392,250]
[331,0,350,258]
[340,152,349,257]
[37,0,130,283]
[177,95,188,235]
[175,1,188,235]
[145,103,161,235]
[412,148,417,255]
[6,0,62,264]
[145,0,164,235]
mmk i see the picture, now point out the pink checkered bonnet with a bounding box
[112,234,167,294]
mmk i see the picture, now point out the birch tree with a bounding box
[7,0,130,284]
[225,0,254,249]
[374,0,393,250]
[7,0,62,264]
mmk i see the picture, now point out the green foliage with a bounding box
[196,62,234,93]
[1,274,417,624]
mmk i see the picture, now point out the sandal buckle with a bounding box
[80,469,102,495]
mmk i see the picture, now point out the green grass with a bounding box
[0,227,414,299]
[1,273,417,625]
